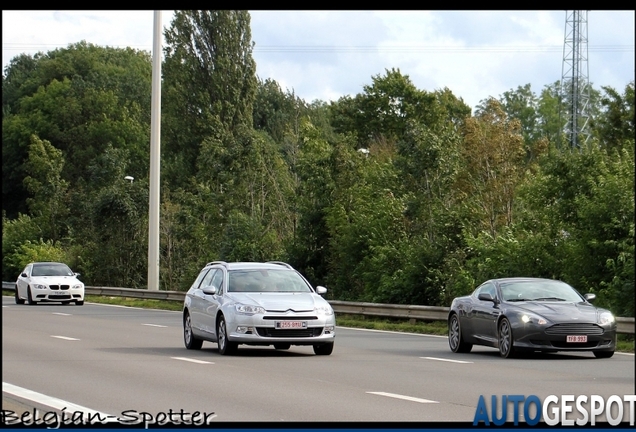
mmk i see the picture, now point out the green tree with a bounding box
[2,212,40,280]
[591,81,635,153]
[514,142,634,316]
[2,42,152,218]
[287,119,338,288]
[23,135,69,242]
[485,84,548,164]
[162,10,257,185]
[329,68,441,149]
[458,99,526,238]
[4,239,68,276]
[253,77,308,145]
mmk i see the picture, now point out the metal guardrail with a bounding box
[3,281,634,334]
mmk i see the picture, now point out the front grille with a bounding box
[545,323,604,336]
[551,341,601,349]
[256,327,323,338]
[263,316,319,320]
[49,294,71,300]
[49,285,70,290]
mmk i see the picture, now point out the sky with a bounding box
[2,10,634,111]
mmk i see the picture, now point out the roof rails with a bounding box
[266,261,294,269]
[206,261,228,267]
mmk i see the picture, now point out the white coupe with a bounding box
[15,262,85,306]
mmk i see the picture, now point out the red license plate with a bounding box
[275,321,307,329]
[566,335,587,343]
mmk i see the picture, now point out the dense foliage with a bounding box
[2,12,634,317]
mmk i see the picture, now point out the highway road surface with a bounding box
[2,296,634,426]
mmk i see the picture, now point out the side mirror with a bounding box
[21,273,27,278]
[202,285,217,295]
[315,286,327,295]
[584,293,596,302]
[478,292,497,303]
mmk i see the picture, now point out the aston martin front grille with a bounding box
[545,323,604,336]
[550,341,601,348]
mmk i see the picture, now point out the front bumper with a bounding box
[33,288,84,302]
[226,313,336,346]
[511,321,616,352]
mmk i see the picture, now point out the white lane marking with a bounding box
[52,312,71,316]
[3,382,116,421]
[142,323,167,328]
[51,335,80,341]
[171,357,214,364]
[420,356,473,364]
[367,391,439,404]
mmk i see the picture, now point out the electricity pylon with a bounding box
[559,10,591,148]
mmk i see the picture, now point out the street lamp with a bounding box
[124,176,134,183]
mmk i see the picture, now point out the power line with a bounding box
[2,43,634,54]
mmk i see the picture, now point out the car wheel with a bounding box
[274,343,291,350]
[75,300,84,306]
[216,316,237,355]
[27,287,37,305]
[15,288,25,305]
[183,312,203,350]
[313,343,334,356]
[498,317,516,358]
[593,350,614,359]
[448,313,472,353]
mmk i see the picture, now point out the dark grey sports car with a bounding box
[448,277,617,358]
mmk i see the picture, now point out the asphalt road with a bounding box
[2,296,634,425]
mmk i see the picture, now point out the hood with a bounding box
[229,292,326,312]
[31,275,81,285]
[514,301,599,323]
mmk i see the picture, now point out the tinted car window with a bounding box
[210,270,224,294]
[475,282,496,300]
[190,268,211,290]
[500,280,584,302]
[228,269,311,293]
[31,263,73,277]
[199,269,217,289]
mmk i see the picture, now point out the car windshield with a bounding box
[228,269,312,293]
[31,263,74,277]
[500,280,584,303]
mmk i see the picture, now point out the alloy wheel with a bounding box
[498,318,515,358]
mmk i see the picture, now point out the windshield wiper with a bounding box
[507,298,533,302]
[533,297,567,301]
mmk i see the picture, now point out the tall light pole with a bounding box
[148,10,162,290]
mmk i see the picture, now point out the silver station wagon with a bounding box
[183,261,336,355]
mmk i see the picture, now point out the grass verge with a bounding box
[83,295,184,311]
[3,289,634,353]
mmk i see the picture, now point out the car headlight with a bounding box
[599,312,615,325]
[72,284,83,289]
[315,305,334,316]
[521,313,547,325]
[33,284,48,290]
[235,303,265,315]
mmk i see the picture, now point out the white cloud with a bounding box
[3,10,634,110]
